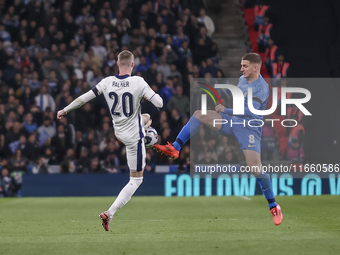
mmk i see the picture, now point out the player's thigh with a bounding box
[125,139,146,174]
[193,110,226,132]
[233,126,262,158]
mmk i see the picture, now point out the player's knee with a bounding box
[247,160,261,175]
[247,160,261,168]
[193,110,202,120]
[130,176,143,187]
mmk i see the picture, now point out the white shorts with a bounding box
[114,114,147,172]
[124,139,146,172]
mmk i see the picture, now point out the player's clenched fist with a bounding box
[215,104,226,113]
[57,109,66,119]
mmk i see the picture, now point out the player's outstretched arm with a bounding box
[148,93,163,109]
[140,77,163,109]
[56,90,96,119]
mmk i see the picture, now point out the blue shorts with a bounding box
[218,113,262,154]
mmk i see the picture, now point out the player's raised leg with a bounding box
[154,110,223,158]
[243,149,283,225]
[100,139,145,231]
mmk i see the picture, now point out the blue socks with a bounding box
[172,116,201,151]
[256,171,277,209]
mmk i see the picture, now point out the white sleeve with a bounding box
[149,93,163,108]
[63,78,106,113]
[63,90,96,113]
[140,78,163,108]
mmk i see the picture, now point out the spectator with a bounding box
[135,56,148,74]
[76,7,95,27]
[257,16,272,53]
[262,121,277,161]
[89,157,105,173]
[48,70,59,97]
[37,116,56,139]
[170,0,182,20]
[28,71,41,92]
[157,55,171,82]
[254,4,269,31]
[160,7,176,34]
[25,133,40,162]
[198,8,215,37]
[91,37,107,61]
[287,124,305,163]
[168,109,183,141]
[218,151,238,164]
[41,59,52,79]
[103,151,121,173]
[198,150,217,164]
[194,26,213,64]
[85,49,103,72]
[272,54,289,79]
[2,58,19,87]
[111,9,131,32]
[169,64,182,86]
[75,147,91,173]
[4,121,24,156]
[9,149,28,173]
[51,125,73,162]
[167,86,189,117]
[177,41,192,62]
[35,27,51,49]
[17,134,27,154]
[5,95,19,113]
[20,86,35,113]
[144,62,158,85]
[88,144,100,159]
[75,103,95,132]
[160,76,176,108]
[32,156,50,174]
[0,168,13,197]
[35,85,56,112]
[60,148,76,173]
[201,58,218,77]
[157,24,171,43]
[265,39,278,77]
[0,24,11,41]
[163,44,178,64]
[59,116,75,145]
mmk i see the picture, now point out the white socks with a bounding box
[108,176,143,218]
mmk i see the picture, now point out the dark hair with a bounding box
[242,53,262,64]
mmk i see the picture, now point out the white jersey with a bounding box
[94,74,156,143]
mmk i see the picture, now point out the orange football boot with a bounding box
[270,204,283,226]
[99,211,112,231]
[153,142,180,159]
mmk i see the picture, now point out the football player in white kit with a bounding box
[57,50,163,231]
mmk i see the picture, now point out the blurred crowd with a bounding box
[0,0,225,196]
[253,0,305,162]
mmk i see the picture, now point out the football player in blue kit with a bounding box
[154,53,283,225]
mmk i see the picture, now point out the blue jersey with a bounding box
[237,74,269,120]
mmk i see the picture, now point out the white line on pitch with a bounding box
[241,196,252,200]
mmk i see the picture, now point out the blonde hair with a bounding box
[118,50,134,67]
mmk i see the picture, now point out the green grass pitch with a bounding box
[0,196,339,255]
